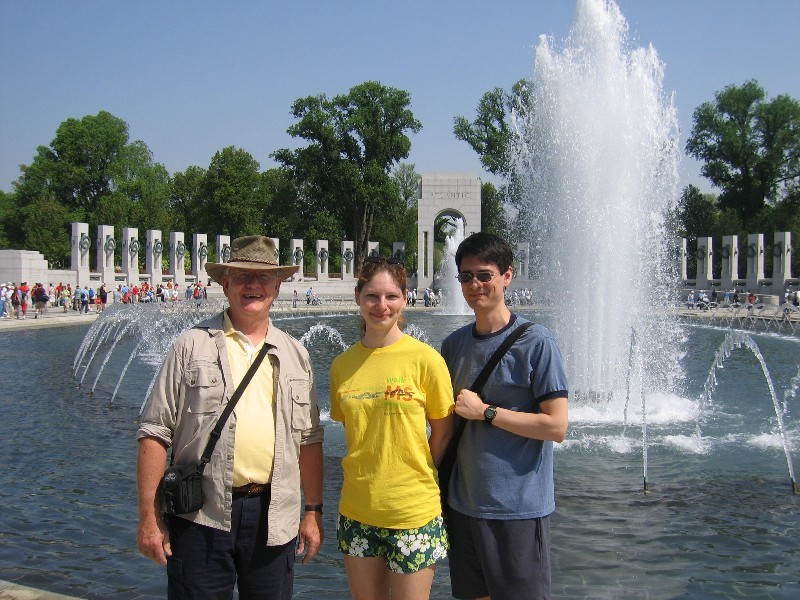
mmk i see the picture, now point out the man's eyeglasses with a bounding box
[365,256,405,267]
[228,272,278,285]
[456,271,500,284]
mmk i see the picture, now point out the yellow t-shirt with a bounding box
[330,334,454,528]
[223,312,276,487]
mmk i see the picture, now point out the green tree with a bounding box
[273,81,421,268]
[22,194,72,266]
[171,165,208,235]
[686,80,800,226]
[15,111,129,216]
[386,163,421,270]
[676,185,720,240]
[371,164,417,258]
[453,87,516,176]
[0,190,18,248]
[200,147,266,239]
[453,81,531,239]
[674,185,719,279]
[261,168,300,247]
[115,142,173,239]
[392,162,421,207]
[480,181,507,235]
[11,111,170,265]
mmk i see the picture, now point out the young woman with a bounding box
[330,257,455,600]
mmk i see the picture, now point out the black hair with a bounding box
[455,232,514,273]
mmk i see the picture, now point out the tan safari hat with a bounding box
[205,236,299,285]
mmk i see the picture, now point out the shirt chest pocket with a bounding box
[289,378,311,430]
[184,359,223,414]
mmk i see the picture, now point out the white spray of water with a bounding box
[511,0,684,399]
[439,218,469,315]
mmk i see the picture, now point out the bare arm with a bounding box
[428,413,455,468]
[296,442,324,564]
[455,389,568,442]
[136,436,171,565]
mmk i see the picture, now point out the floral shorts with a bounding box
[337,514,448,574]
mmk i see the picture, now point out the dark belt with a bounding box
[232,483,269,497]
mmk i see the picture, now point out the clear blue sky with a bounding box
[1,0,798,195]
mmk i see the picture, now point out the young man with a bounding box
[137,236,324,599]
[441,232,569,600]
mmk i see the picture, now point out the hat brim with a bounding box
[205,261,300,285]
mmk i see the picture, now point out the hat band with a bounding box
[231,258,281,267]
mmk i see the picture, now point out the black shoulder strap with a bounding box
[198,342,271,469]
[469,321,533,394]
[449,320,534,441]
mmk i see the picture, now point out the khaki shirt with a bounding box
[137,312,323,545]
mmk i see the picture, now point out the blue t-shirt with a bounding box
[440,314,568,520]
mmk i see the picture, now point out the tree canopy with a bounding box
[12,79,797,276]
[7,111,173,264]
[452,81,532,240]
[273,81,421,268]
[685,80,800,226]
[453,86,516,177]
[199,146,265,239]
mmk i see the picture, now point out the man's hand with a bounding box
[137,515,171,565]
[454,389,488,420]
[296,511,324,564]
[136,437,171,565]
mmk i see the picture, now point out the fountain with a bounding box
[507,0,696,490]
[511,0,683,402]
[438,217,469,314]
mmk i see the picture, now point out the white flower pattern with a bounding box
[339,514,448,574]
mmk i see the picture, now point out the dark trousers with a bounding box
[165,492,296,600]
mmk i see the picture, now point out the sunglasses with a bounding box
[456,271,501,284]
[365,256,405,267]
[228,272,278,285]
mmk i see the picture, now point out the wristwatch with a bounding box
[483,405,498,424]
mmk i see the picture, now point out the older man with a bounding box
[136,236,324,599]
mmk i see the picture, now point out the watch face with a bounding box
[484,406,497,422]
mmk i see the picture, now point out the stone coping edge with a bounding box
[0,580,79,599]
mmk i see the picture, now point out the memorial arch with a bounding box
[417,173,481,290]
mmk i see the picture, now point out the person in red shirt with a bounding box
[18,282,29,318]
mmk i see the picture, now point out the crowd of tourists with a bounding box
[0,280,213,320]
[686,287,800,311]
[0,281,51,319]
